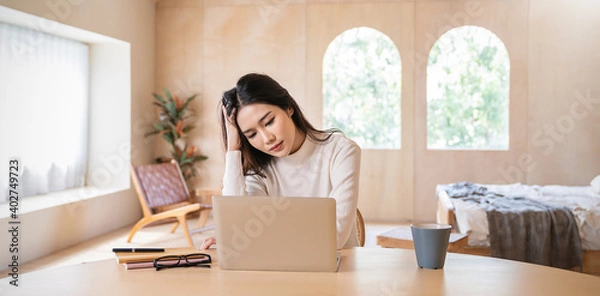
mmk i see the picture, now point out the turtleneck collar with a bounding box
[278,136,317,164]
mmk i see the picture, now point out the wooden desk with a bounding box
[1,248,599,295]
[377,227,469,252]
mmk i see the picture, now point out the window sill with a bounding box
[0,186,126,219]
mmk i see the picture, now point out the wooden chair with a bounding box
[192,187,222,231]
[128,160,213,247]
[355,208,366,247]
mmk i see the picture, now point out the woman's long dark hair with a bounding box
[220,73,340,177]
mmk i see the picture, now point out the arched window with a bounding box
[323,27,401,149]
[427,25,510,150]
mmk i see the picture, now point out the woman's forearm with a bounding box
[222,151,246,195]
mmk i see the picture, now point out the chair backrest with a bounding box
[130,160,192,216]
[356,208,366,247]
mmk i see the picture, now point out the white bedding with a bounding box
[439,183,600,250]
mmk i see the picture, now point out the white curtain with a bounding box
[0,22,89,202]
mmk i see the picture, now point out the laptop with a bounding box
[212,195,339,272]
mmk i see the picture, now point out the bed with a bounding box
[436,176,600,276]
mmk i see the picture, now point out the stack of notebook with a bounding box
[113,247,199,270]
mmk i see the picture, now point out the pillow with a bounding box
[591,175,600,194]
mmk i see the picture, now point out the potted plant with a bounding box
[146,88,208,181]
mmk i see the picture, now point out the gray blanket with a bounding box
[443,182,582,270]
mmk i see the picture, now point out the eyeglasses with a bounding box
[153,253,212,271]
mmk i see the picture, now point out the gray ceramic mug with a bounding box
[410,223,452,269]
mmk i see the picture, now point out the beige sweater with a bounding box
[223,133,361,249]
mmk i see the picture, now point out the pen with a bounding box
[112,248,165,253]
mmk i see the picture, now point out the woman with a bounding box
[201,73,361,250]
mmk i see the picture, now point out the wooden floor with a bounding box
[0,217,406,278]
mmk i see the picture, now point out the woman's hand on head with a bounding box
[200,237,216,250]
[223,106,241,151]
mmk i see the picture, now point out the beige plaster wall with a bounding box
[156,0,309,189]
[155,0,204,163]
[0,0,155,266]
[156,0,600,223]
[527,0,600,185]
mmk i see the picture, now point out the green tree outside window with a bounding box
[427,26,510,150]
[323,27,402,149]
